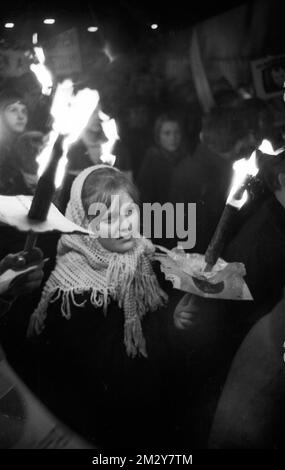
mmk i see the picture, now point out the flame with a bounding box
[258,138,284,156]
[36,129,58,178]
[36,80,100,188]
[30,46,53,96]
[227,150,258,209]
[98,109,118,166]
[227,138,277,209]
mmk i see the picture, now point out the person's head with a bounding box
[127,103,150,130]
[154,114,182,153]
[0,89,28,137]
[201,107,259,161]
[81,165,140,253]
[213,89,242,108]
[80,108,108,164]
[15,72,42,112]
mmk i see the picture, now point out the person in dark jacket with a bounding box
[171,105,264,254]
[209,286,285,449]
[172,151,285,447]
[138,113,188,206]
[137,113,189,249]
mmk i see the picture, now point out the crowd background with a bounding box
[1,0,285,450]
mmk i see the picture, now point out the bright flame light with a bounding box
[98,110,118,166]
[37,80,100,187]
[227,150,258,209]
[30,46,53,96]
[258,138,284,155]
[36,130,58,179]
[87,26,98,32]
[51,81,100,144]
[43,19,55,25]
[5,23,14,29]
[151,24,158,30]
[32,32,38,45]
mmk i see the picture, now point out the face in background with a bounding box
[271,67,285,88]
[81,110,107,164]
[158,121,182,153]
[3,101,28,134]
[234,132,259,160]
[89,190,140,253]
[127,105,149,129]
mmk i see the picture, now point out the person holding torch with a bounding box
[172,150,285,448]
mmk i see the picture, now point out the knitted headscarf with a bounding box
[28,164,168,357]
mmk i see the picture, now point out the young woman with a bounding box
[0,89,30,195]
[0,88,43,195]
[28,164,171,447]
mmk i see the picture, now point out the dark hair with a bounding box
[0,88,27,112]
[259,151,285,192]
[82,166,139,214]
[213,89,242,108]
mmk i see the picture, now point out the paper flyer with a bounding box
[154,245,253,300]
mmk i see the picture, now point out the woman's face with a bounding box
[89,190,140,253]
[158,121,181,153]
[3,101,28,134]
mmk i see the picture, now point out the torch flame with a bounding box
[227,150,258,209]
[258,138,284,155]
[98,109,118,166]
[227,138,279,209]
[36,80,100,188]
[30,46,53,96]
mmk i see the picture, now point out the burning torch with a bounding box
[204,139,280,272]
[24,79,100,250]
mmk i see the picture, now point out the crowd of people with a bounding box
[0,72,285,450]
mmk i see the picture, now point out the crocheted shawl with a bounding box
[27,164,168,358]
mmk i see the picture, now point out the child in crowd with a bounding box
[138,113,188,248]
[138,113,187,206]
[28,165,173,448]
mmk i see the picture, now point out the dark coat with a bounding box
[0,143,30,196]
[170,143,234,253]
[34,292,175,447]
[138,145,187,205]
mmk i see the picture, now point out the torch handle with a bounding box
[204,204,237,271]
[24,232,38,251]
[28,134,64,221]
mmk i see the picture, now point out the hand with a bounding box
[154,254,195,292]
[173,293,199,330]
[0,248,44,298]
